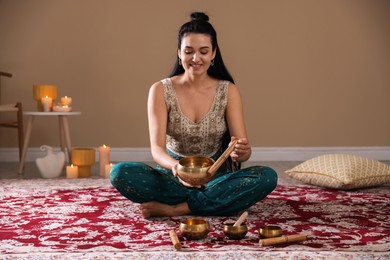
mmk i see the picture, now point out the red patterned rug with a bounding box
[0,178,389,259]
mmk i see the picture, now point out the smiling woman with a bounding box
[179,33,215,77]
[110,11,278,219]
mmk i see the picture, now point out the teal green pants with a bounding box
[110,159,278,216]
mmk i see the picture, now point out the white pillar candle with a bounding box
[99,144,110,177]
[66,164,78,178]
[41,96,53,112]
[61,96,72,106]
[105,163,115,178]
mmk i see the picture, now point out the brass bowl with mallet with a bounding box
[177,140,238,186]
[223,211,249,240]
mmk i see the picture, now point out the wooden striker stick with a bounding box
[207,139,238,175]
[233,211,248,227]
[259,234,307,246]
[169,229,181,250]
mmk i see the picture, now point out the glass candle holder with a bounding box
[71,148,96,178]
[33,85,57,111]
[53,103,72,112]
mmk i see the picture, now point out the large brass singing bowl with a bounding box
[179,218,210,240]
[177,156,215,186]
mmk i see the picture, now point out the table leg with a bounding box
[58,116,66,156]
[18,115,34,174]
[60,115,72,163]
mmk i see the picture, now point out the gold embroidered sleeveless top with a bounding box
[162,78,229,157]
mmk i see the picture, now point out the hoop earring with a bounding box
[178,59,182,66]
[210,59,214,66]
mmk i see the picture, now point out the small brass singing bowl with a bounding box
[179,218,210,240]
[223,223,248,240]
[177,156,215,186]
[258,225,283,238]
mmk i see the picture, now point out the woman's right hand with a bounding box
[172,164,202,188]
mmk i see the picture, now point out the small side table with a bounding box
[18,111,82,174]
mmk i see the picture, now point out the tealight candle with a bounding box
[105,163,115,178]
[53,103,72,112]
[66,164,78,178]
[61,96,72,106]
[41,96,52,112]
[99,144,110,177]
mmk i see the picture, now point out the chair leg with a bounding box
[16,102,24,160]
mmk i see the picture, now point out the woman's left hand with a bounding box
[230,136,251,162]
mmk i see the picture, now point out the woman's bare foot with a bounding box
[140,201,190,219]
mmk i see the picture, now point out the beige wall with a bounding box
[0,0,389,149]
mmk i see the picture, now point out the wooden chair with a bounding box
[0,71,24,162]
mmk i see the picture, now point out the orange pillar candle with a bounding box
[61,96,72,106]
[105,163,115,179]
[66,164,78,179]
[99,145,110,177]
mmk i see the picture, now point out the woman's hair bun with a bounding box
[190,12,209,22]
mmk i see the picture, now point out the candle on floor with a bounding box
[66,164,78,179]
[61,96,72,106]
[99,144,110,177]
[41,96,53,112]
[105,163,115,178]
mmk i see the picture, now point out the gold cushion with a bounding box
[285,154,390,190]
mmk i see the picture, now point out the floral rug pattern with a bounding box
[0,178,389,259]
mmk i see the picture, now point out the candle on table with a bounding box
[62,105,71,112]
[66,164,78,178]
[41,96,53,112]
[53,103,71,112]
[61,96,72,106]
[105,163,115,178]
[99,144,110,177]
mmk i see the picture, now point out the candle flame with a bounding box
[71,164,74,167]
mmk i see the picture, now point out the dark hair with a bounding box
[169,12,240,171]
[169,12,235,84]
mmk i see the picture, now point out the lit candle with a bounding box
[66,164,78,178]
[61,96,72,106]
[53,103,71,112]
[105,163,115,178]
[41,96,52,112]
[99,144,110,177]
[62,105,71,112]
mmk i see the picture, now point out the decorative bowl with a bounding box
[258,225,283,238]
[223,223,248,240]
[177,156,214,186]
[179,218,210,240]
